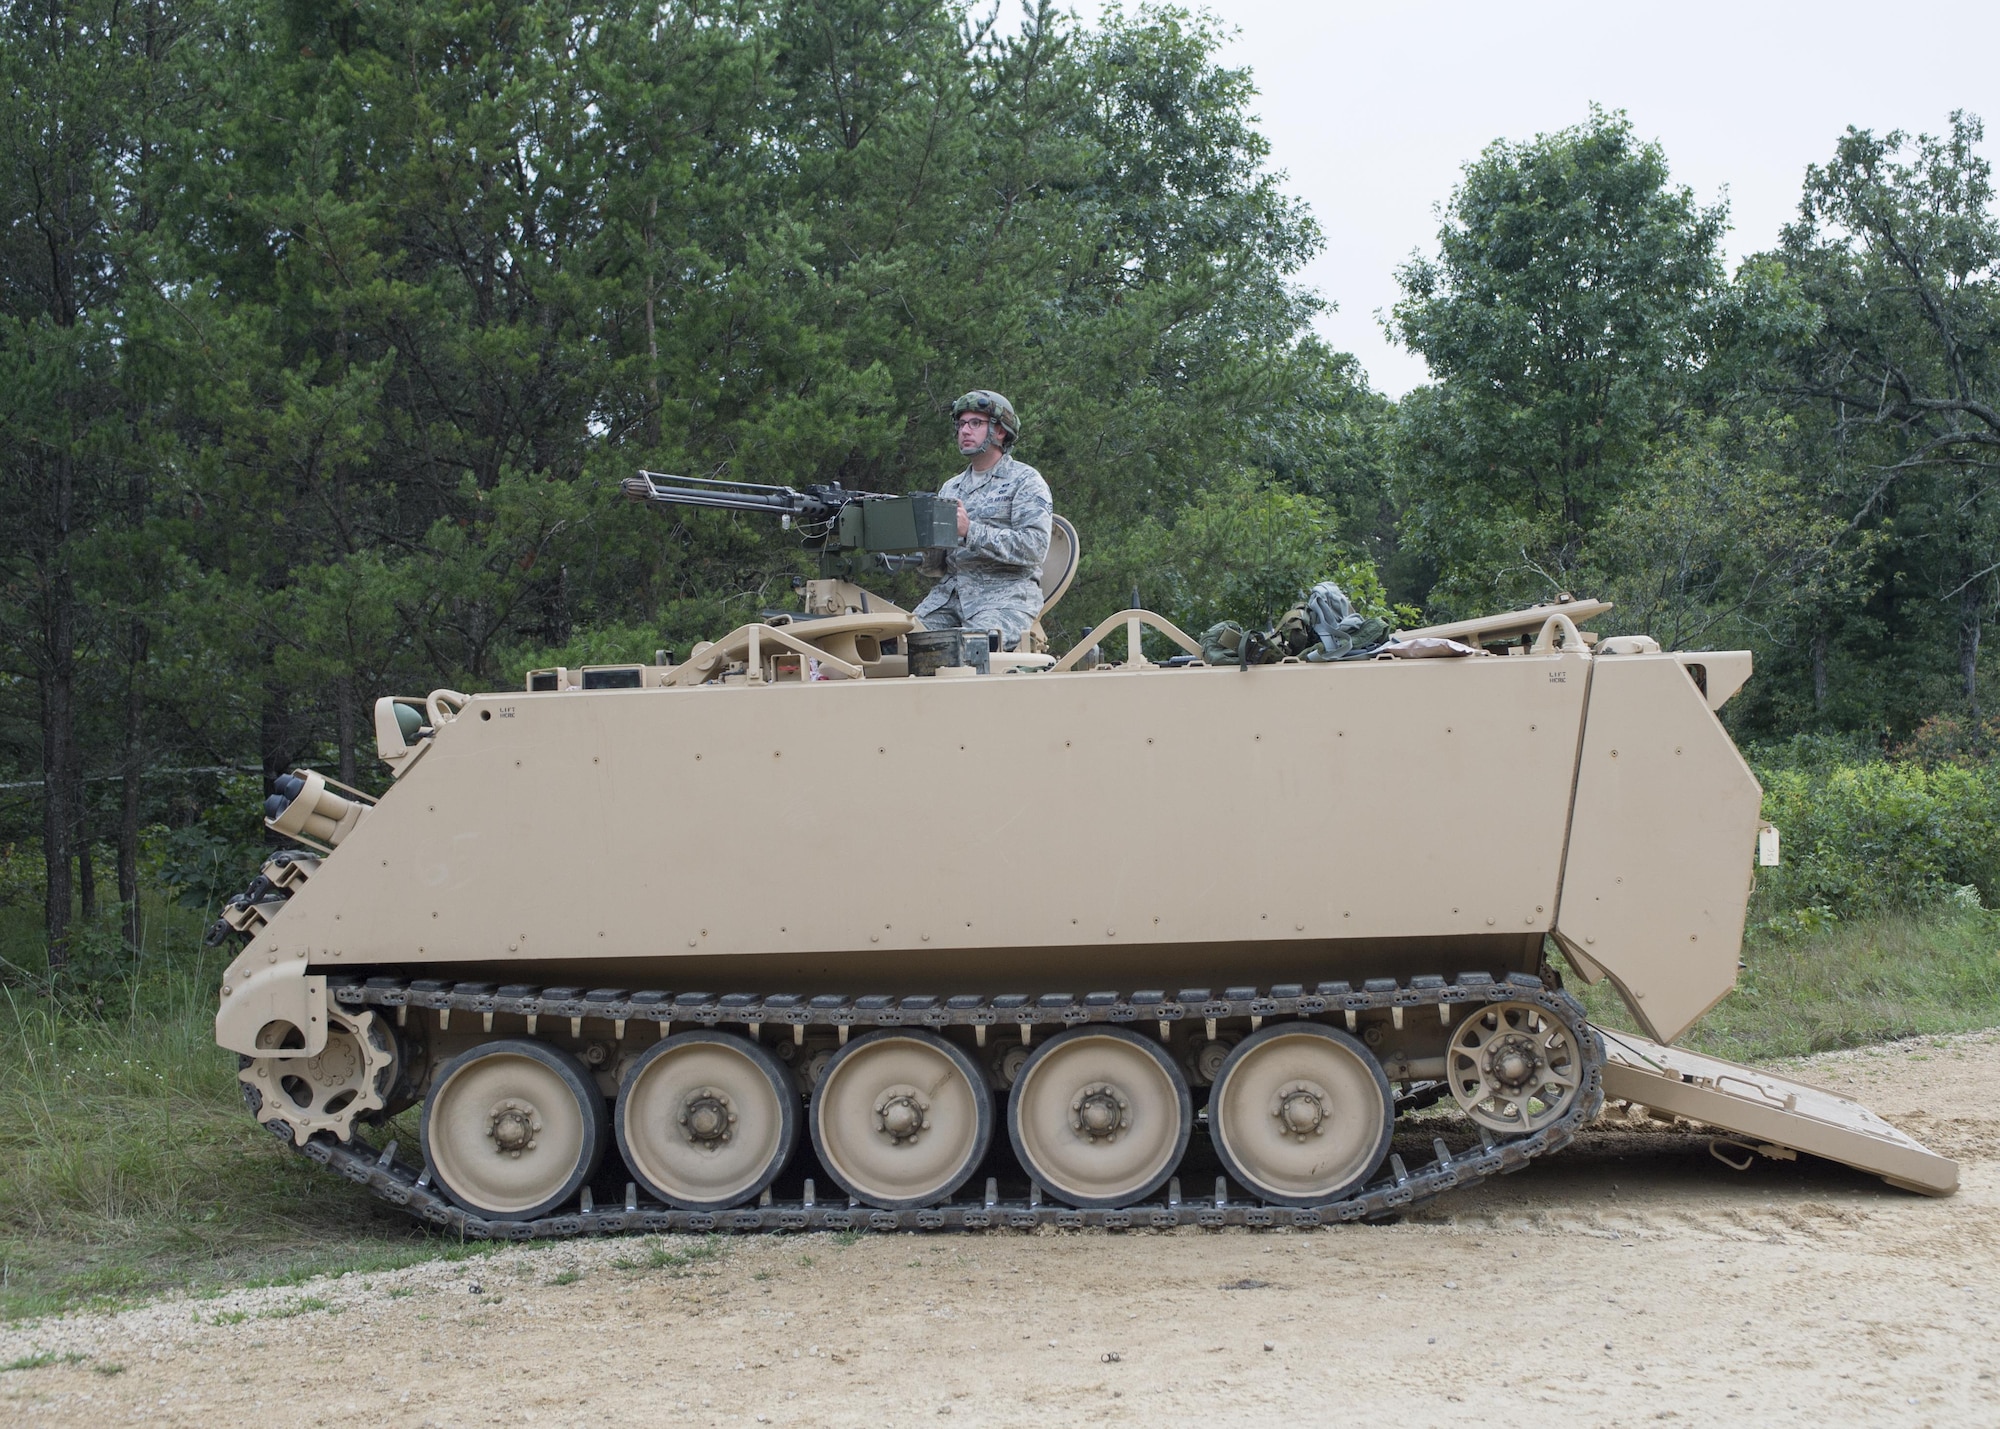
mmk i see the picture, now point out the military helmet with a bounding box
[951,390,1019,448]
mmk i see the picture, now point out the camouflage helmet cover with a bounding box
[951,389,1019,447]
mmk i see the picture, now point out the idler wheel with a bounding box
[810,1031,991,1210]
[1008,1026,1191,1209]
[1207,1023,1394,1207]
[421,1039,606,1219]
[616,1032,799,1212]
[1486,1032,1542,1090]
[1447,1000,1583,1134]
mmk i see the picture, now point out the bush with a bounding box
[0,843,47,912]
[1751,751,2000,920]
[150,774,266,914]
[1890,714,2000,769]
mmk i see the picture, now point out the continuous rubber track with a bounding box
[275,971,1604,1238]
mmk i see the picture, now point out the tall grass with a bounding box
[0,903,442,1321]
[1563,908,2000,1064]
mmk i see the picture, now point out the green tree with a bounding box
[0,0,1383,963]
[1389,107,1728,614]
[1097,477,1409,647]
[1763,111,2000,720]
[0,0,202,965]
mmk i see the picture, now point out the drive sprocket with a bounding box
[240,1006,395,1146]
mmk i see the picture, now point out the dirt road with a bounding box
[6,1032,1997,1428]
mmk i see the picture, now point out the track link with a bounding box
[269,971,1604,1238]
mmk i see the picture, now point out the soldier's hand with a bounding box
[955,501,969,539]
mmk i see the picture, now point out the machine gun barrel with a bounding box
[620,471,847,524]
[622,469,959,578]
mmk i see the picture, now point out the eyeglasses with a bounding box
[954,416,992,430]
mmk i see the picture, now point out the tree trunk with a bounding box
[75,777,96,923]
[336,673,357,786]
[1811,628,1829,713]
[1962,584,1984,720]
[118,619,147,947]
[40,642,76,973]
[40,434,79,970]
[644,195,661,446]
[261,678,294,801]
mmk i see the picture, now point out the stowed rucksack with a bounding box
[1276,581,1390,661]
[1201,580,1390,666]
[1198,620,1276,667]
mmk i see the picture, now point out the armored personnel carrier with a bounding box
[213,489,1955,1237]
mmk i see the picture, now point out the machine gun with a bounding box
[620,471,958,580]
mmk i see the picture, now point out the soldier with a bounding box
[913,390,1054,651]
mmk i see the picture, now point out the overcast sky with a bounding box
[1190,1,1999,396]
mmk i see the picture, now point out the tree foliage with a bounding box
[4,3,1996,964]
[0,0,1389,962]
[1758,112,2000,724]
[1389,108,1729,612]
[1386,105,1998,742]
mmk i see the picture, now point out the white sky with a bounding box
[1193,0,2000,396]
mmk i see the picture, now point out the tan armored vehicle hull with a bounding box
[215,599,1955,1236]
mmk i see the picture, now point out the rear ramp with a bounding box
[1596,1028,1959,1196]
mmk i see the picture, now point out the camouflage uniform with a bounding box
[914,453,1054,649]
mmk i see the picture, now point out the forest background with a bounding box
[1,0,1997,974]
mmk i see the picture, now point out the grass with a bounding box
[610,1237,724,1274]
[0,893,1994,1324]
[1562,907,2000,1063]
[0,899,470,1322]
[259,1295,335,1319]
[2,1351,87,1371]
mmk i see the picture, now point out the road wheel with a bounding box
[810,1031,991,1210]
[616,1031,799,1211]
[421,1039,607,1219]
[1208,1022,1393,1207]
[1008,1026,1190,1209]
